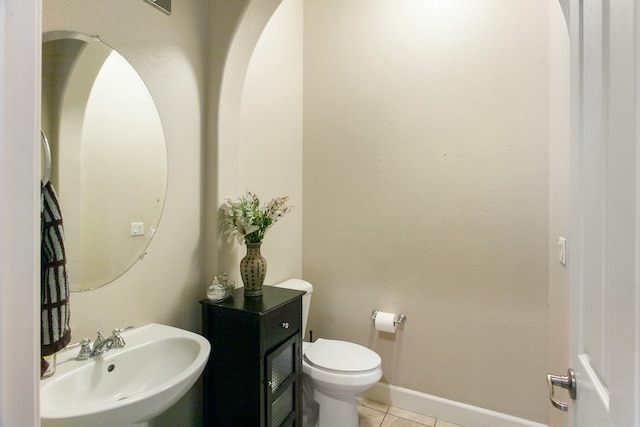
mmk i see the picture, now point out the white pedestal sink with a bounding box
[40,323,211,427]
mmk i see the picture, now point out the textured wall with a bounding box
[238,0,304,283]
[303,0,550,422]
[43,1,208,425]
[547,1,571,425]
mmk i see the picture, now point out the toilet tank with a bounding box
[273,279,312,336]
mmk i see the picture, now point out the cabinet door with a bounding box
[266,334,300,427]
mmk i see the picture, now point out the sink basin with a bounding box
[41,323,211,427]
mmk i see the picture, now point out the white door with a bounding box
[552,0,640,425]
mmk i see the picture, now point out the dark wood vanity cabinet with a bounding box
[200,286,304,427]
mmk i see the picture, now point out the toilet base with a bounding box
[313,388,359,427]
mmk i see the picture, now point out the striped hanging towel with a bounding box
[41,181,71,369]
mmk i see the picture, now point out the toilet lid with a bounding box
[304,339,381,372]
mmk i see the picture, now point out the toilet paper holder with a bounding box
[371,310,407,326]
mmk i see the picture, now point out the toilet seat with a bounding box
[304,339,381,373]
[301,339,382,391]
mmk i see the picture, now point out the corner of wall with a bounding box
[207,0,284,278]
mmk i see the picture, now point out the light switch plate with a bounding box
[131,222,144,237]
[558,237,567,266]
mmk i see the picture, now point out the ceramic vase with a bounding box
[240,242,266,297]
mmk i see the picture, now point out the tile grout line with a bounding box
[357,397,462,427]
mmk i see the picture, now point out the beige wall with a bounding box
[43,0,208,344]
[303,0,554,423]
[547,1,571,425]
[43,1,209,425]
[236,0,304,284]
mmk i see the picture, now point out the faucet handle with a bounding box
[113,333,126,348]
[76,338,93,360]
[111,329,125,348]
[94,330,106,346]
[110,326,133,348]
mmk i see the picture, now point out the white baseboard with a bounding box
[359,382,547,427]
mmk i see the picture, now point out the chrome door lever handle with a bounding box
[546,368,576,411]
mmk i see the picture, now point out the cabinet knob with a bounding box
[280,322,290,329]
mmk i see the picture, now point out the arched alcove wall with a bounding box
[208,0,303,283]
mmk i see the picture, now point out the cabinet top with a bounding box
[200,286,304,315]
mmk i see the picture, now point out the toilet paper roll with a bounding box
[374,311,397,333]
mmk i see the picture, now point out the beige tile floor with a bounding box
[357,397,464,427]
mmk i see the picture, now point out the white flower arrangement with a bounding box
[220,191,292,244]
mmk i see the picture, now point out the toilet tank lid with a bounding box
[273,279,313,294]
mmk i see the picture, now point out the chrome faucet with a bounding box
[75,326,134,360]
[92,330,125,354]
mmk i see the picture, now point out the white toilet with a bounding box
[274,279,382,427]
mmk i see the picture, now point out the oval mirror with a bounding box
[42,31,168,291]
